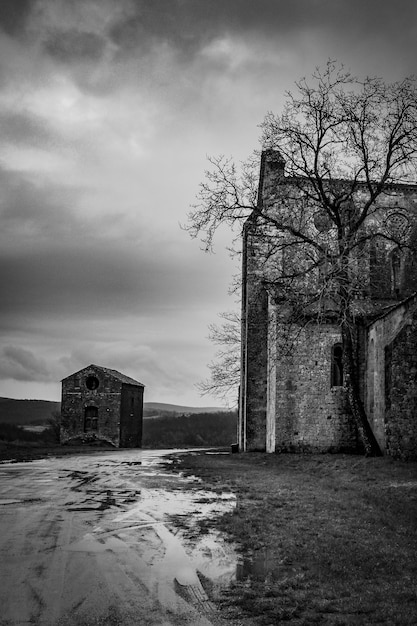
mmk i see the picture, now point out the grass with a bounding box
[169,451,417,625]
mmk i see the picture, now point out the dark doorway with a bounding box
[84,406,98,431]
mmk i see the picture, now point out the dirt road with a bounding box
[0,450,237,626]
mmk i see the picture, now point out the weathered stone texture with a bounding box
[271,323,358,453]
[385,313,417,460]
[61,364,144,448]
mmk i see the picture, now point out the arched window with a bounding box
[331,344,343,387]
[390,247,401,297]
[84,406,98,431]
[368,338,375,416]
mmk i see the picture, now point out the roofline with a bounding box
[366,291,417,326]
[61,363,145,386]
[279,175,417,192]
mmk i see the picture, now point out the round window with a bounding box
[85,375,99,390]
[313,209,333,232]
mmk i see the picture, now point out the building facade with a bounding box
[61,364,144,447]
[239,150,417,459]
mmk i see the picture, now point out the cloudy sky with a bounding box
[0,0,416,406]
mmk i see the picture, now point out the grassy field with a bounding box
[170,451,417,625]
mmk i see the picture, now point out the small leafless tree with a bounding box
[197,311,240,404]
[186,61,417,455]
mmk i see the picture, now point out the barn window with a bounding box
[84,406,98,431]
[331,344,343,387]
[86,375,99,390]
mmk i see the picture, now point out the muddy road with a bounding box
[0,450,237,626]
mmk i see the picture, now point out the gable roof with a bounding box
[62,364,145,387]
[366,291,417,326]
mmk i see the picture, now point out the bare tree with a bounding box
[197,311,240,404]
[186,61,417,455]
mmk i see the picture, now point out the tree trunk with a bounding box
[342,321,382,456]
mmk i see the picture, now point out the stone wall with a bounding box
[61,365,122,446]
[366,295,417,458]
[240,219,270,451]
[270,320,359,452]
[385,312,417,460]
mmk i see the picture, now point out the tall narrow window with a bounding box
[368,338,375,416]
[84,406,98,431]
[331,344,343,387]
[390,247,401,297]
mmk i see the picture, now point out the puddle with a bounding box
[3,449,243,600]
[205,452,230,455]
[389,481,417,488]
[0,447,261,626]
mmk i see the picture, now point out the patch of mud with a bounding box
[0,449,241,625]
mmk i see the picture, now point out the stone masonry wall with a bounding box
[243,262,268,450]
[61,365,122,446]
[385,313,417,460]
[272,322,359,452]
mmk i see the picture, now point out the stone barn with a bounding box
[61,364,144,447]
[239,150,417,459]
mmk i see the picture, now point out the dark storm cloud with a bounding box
[0,167,83,239]
[43,29,107,64]
[0,346,49,382]
[3,0,416,64]
[0,110,57,147]
[107,2,206,59]
[0,0,34,36]
[0,236,223,324]
[106,0,417,59]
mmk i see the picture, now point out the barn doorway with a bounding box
[84,406,98,431]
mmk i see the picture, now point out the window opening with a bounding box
[86,375,99,390]
[390,248,401,297]
[331,344,343,387]
[368,338,375,416]
[84,406,98,431]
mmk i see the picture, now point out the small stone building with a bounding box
[61,364,144,447]
[239,150,417,459]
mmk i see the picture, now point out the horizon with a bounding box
[0,395,233,410]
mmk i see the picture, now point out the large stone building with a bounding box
[61,364,144,447]
[239,150,417,459]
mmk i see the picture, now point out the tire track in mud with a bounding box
[75,503,226,625]
[0,503,70,624]
[0,452,236,625]
[60,465,230,625]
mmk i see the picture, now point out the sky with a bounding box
[0,0,416,406]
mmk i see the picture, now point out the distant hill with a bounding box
[0,398,60,425]
[0,397,230,425]
[143,411,237,448]
[143,402,229,418]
